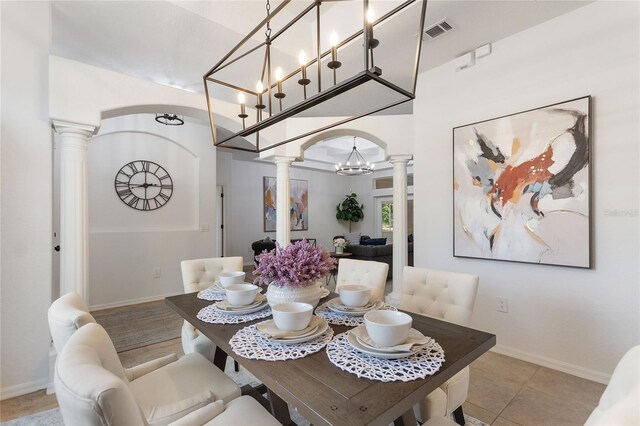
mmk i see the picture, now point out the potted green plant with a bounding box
[336,193,364,232]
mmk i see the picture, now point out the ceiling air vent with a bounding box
[424,19,455,41]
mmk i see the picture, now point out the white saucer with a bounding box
[213,298,268,315]
[209,282,225,292]
[268,318,329,345]
[346,330,415,359]
[326,297,383,316]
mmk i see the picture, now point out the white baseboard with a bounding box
[1,378,49,401]
[89,291,183,311]
[491,344,610,384]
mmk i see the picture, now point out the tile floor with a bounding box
[0,336,605,425]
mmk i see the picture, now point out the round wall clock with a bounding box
[114,160,173,211]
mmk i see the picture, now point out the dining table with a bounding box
[166,292,495,426]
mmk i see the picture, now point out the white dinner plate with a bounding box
[213,299,269,315]
[346,330,415,359]
[268,318,330,345]
[326,297,384,316]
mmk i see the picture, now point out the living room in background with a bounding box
[263,177,309,232]
[453,96,591,268]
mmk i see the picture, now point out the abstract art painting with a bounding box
[263,177,309,232]
[453,96,591,268]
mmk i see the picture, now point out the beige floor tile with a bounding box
[118,337,184,368]
[462,401,498,424]
[500,386,594,426]
[467,367,524,414]
[492,416,521,426]
[472,351,539,384]
[526,367,605,408]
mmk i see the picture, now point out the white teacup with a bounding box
[219,271,246,288]
[338,285,371,307]
[364,310,412,347]
[272,302,313,331]
[225,284,260,306]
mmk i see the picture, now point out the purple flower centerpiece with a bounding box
[254,240,336,307]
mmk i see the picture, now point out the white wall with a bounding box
[414,2,639,381]
[86,114,217,309]
[0,1,54,399]
[217,152,377,265]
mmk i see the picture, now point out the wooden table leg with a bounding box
[213,346,228,372]
[267,388,294,426]
[393,407,417,426]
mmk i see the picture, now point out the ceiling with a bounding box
[51,0,591,97]
[51,0,590,162]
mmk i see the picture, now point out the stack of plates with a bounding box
[347,325,430,359]
[256,316,329,344]
[214,294,268,315]
[326,297,384,316]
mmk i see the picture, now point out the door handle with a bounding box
[54,245,60,252]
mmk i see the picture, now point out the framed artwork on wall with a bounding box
[453,96,591,268]
[263,177,309,232]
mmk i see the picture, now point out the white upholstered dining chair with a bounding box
[585,345,640,425]
[54,322,259,426]
[397,266,479,425]
[180,257,244,364]
[335,258,389,302]
[48,292,97,353]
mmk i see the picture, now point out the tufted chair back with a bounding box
[55,323,144,426]
[585,345,640,425]
[48,292,97,353]
[336,259,389,302]
[399,266,479,326]
[181,257,244,293]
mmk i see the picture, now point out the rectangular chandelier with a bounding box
[204,0,427,153]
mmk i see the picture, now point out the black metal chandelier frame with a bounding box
[335,137,374,176]
[204,0,427,153]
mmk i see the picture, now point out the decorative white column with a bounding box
[387,155,412,304]
[54,120,95,300]
[275,156,296,247]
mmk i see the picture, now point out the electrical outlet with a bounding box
[153,268,161,278]
[497,297,508,313]
[200,224,209,232]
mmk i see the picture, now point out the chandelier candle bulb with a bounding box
[367,7,379,49]
[237,92,248,118]
[255,81,266,110]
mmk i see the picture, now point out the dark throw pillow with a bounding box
[362,238,387,246]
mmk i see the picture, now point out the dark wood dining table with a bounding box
[166,293,495,426]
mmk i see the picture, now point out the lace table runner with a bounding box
[326,332,445,382]
[315,302,397,327]
[197,304,272,324]
[230,322,334,361]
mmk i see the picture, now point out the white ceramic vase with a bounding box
[266,280,323,307]
[335,246,344,254]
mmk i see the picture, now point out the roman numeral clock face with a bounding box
[114,160,173,211]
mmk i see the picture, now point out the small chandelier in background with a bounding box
[335,137,375,176]
[155,113,184,126]
[204,0,427,153]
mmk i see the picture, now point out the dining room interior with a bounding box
[1,1,639,425]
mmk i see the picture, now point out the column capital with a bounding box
[273,156,297,165]
[52,120,97,137]
[387,155,413,164]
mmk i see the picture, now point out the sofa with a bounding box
[337,235,414,279]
